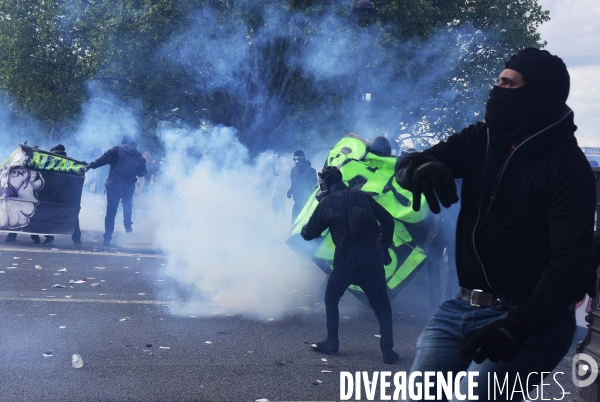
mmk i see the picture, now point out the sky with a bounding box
[537,0,600,148]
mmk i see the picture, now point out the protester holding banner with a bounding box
[85,135,147,247]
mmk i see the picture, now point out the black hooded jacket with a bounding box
[397,110,596,333]
[89,144,147,188]
[288,159,317,203]
[301,181,394,273]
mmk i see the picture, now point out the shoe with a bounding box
[310,339,339,354]
[42,238,54,244]
[125,227,132,233]
[382,349,399,364]
[102,240,111,247]
[32,238,41,244]
[74,241,82,247]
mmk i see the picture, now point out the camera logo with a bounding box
[572,353,599,388]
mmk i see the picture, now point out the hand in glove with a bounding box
[383,250,393,266]
[411,162,458,214]
[287,190,292,199]
[460,315,528,363]
[84,165,91,172]
[315,190,327,202]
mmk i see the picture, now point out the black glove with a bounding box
[383,250,392,266]
[315,190,327,202]
[410,162,458,214]
[84,165,91,172]
[286,190,292,199]
[460,315,528,363]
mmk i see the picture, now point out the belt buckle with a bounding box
[470,289,483,307]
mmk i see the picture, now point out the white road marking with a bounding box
[0,296,209,306]
[0,246,165,259]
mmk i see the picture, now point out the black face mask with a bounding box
[484,86,532,134]
[484,86,559,137]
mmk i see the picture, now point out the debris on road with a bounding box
[72,354,84,369]
[205,341,212,344]
[52,284,66,288]
[35,265,42,269]
[90,283,101,287]
[42,351,53,357]
[57,268,67,272]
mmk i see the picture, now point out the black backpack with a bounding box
[346,189,380,239]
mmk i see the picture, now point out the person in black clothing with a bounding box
[85,136,147,247]
[395,48,596,399]
[287,150,317,224]
[301,166,399,364]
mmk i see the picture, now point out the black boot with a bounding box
[310,339,339,354]
[382,349,399,364]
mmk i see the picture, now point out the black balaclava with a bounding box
[318,166,343,192]
[122,135,137,146]
[293,149,305,164]
[484,48,570,136]
[50,144,67,157]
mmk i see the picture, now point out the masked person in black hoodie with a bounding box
[287,150,317,224]
[85,136,147,247]
[395,48,596,400]
[301,166,399,364]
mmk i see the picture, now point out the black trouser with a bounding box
[324,266,394,350]
[104,185,134,241]
[291,196,309,225]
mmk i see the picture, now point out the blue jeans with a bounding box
[408,298,575,401]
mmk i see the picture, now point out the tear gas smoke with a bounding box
[153,125,318,319]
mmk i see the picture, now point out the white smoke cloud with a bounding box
[153,125,318,320]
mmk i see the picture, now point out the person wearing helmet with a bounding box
[367,136,392,157]
[395,49,596,399]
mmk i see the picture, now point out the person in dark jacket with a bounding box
[301,166,399,364]
[287,150,317,224]
[85,136,147,247]
[395,48,596,399]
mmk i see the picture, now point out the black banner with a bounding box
[0,145,85,235]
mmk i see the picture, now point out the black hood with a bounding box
[490,106,577,150]
[296,159,312,170]
[120,143,141,155]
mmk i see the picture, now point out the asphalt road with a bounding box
[0,232,584,401]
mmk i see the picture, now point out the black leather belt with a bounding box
[457,287,527,307]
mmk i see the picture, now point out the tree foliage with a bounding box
[0,0,549,153]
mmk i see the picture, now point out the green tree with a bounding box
[0,0,550,153]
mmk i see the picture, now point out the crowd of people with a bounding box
[298,48,599,400]
[4,135,149,248]
[2,47,599,398]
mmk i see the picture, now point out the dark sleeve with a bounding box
[88,147,118,169]
[395,123,485,190]
[369,197,394,249]
[592,231,600,269]
[288,168,295,195]
[301,203,328,241]
[137,156,148,177]
[510,164,596,333]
